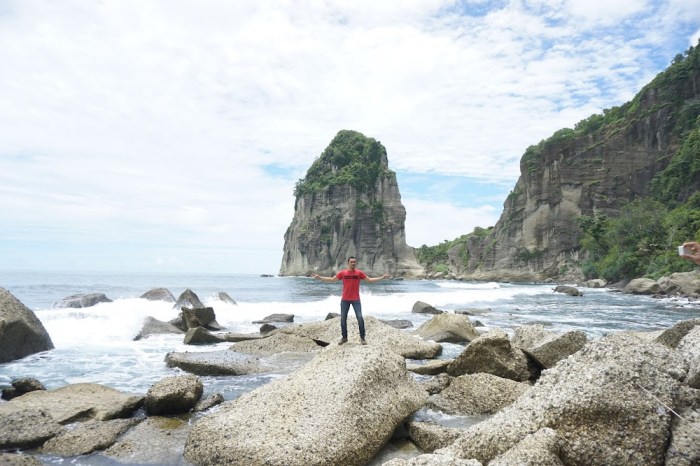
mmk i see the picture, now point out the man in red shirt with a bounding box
[312,256,390,345]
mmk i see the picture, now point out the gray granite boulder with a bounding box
[145,375,203,415]
[231,332,323,356]
[552,285,582,296]
[447,330,536,381]
[170,306,221,331]
[436,332,689,465]
[414,313,479,343]
[428,373,529,415]
[40,418,140,456]
[657,270,700,296]
[104,416,192,465]
[173,288,205,310]
[489,428,563,466]
[418,373,452,395]
[275,316,442,359]
[0,453,43,465]
[623,278,662,295]
[0,287,54,363]
[656,318,700,348]
[140,287,176,302]
[585,278,607,288]
[511,324,588,369]
[665,406,700,465]
[193,393,224,412]
[165,349,268,376]
[412,301,444,314]
[406,421,464,453]
[677,326,700,389]
[0,407,64,449]
[0,383,143,423]
[52,292,112,308]
[133,316,184,341]
[184,345,427,466]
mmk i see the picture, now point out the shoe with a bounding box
[338,337,348,345]
[360,338,367,345]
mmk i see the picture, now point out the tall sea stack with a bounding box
[279,130,422,277]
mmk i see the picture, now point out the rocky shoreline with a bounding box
[1,285,699,465]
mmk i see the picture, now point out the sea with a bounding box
[0,270,698,463]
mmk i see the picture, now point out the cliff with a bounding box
[451,47,700,281]
[279,130,423,277]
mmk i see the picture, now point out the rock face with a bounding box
[52,293,112,308]
[0,287,54,363]
[184,345,426,466]
[449,63,700,281]
[279,130,423,278]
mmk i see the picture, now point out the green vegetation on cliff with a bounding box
[576,42,700,282]
[294,130,394,198]
[417,227,493,273]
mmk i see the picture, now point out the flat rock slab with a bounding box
[165,350,269,376]
[40,418,141,456]
[0,383,143,424]
[103,416,192,465]
[0,408,65,449]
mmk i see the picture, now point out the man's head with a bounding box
[347,256,357,270]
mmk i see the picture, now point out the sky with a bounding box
[1,0,699,274]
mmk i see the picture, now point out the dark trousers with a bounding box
[340,299,365,339]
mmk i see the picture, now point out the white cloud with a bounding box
[0,0,697,273]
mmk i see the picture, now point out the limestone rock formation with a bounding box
[279,130,423,277]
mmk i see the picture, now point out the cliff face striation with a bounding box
[279,130,423,277]
[451,51,700,281]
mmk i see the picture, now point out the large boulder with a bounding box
[0,287,54,363]
[623,278,662,295]
[511,324,588,369]
[52,293,112,308]
[231,332,324,356]
[170,306,220,331]
[428,373,529,415]
[139,287,176,302]
[252,313,294,324]
[656,318,700,348]
[275,316,442,359]
[447,330,537,382]
[412,301,444,315]
[145,375,203,415]
[184,345,427,466]
[1,377,46,401]
[657,270,700,296]
[104,416,192,465]
[665,406,700,465]
[414,313,479,343]
[165,350,268,376]
[436,332,689,465]
[0,383,143,424]
[553,285,582,296]
[212,291,237,305]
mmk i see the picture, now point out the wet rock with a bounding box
[0,407,64,449]
[40,418,141,456]
[407,359,452,376]
[171,306,221,331]
[193,393,224,412]
[447,330,537,382]
[212,291,237,305]
[184,345,426,466]
[104,416,192,465]
[0,287,54,363]
[415,313,479,343]
[133,316,184,341]
[52,293,112,308]
[412,301,444,315]
[585,278,607,288]
[252,313,294,324]
[0,453,43,465]
[173,289,205,310]
[454,308,491,316]
[139,287,176,302]
[0,383,143,424]
[165,350,267,376]
[428,373,529,415]
[260,323,277,334]
[145,375,203,416]
[511,324,588,369]
[1,377,46,401]
[552,285,582,297]
[183,326,225,344]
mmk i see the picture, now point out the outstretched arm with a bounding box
[681,241,700,266]
[365,273,391,283]
[311,273,339,283]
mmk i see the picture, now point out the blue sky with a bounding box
[1,0,699,274]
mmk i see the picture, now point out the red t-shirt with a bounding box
[336,269,367,301]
